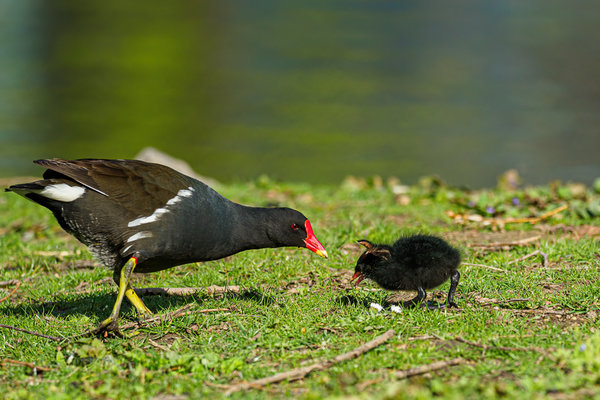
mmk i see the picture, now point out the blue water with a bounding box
[1,0,599,188]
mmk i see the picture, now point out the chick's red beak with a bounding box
[351,271,364,285]
[303,220,328,258]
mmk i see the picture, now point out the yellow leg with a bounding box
[93,257,138,336]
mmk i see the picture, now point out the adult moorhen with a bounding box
[6,158,328,335]
[351,235,460,309]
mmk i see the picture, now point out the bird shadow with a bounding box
[335,294,400,309]
[3,287,276,321]
[335,293,450,311]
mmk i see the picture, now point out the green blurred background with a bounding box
[1,0,599,187]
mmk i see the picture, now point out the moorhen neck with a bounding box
[351,235,461,309]
[6,158,328,335]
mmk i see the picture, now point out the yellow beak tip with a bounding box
[316,249,328,258]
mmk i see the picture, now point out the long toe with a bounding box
[125,286,153,316]
[92,317,123,338]
[425,301,459,310]
[401,299,424,309]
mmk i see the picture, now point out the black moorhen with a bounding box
[6,158,328,335]
[351,235,461,309]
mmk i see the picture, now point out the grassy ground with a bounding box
[1,175,600,399]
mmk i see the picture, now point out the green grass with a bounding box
[1,176,600,399]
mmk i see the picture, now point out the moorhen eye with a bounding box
[6,158,328,336]
[291,223,300,230]
[352,235,461,310]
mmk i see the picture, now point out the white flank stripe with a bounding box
[127,187,194,227]
[166,196,182,206]
[127,231,153,243]
[128,207,170,227]
[40,184,85,202]
[121,245,133,254]
[179,187,194,197]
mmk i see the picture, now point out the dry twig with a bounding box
[453,336,546,354]
[505,204,569,224]
[506,308,574,316]
[147,338,171,352]
[446,204,568,228]
[33,250,72,259]
[120,304,230,330]
[0,324,62,342]
[507,250,549,267]
[407,335,436,342]
[477,298,530,307]
[470,235,541,250]
[0,279,21,288]
[356,378,384,391]
[135,285,242,297]
[392,358,467,379]
[0,280,21,303]
[462,263,506,273]
[223,329,396,395]
[1,358,51,372]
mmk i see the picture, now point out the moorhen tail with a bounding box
[6,158,328,335]
[351,235,461,309]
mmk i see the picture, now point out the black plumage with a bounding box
[352,235,461,309]
[6,158,328,335]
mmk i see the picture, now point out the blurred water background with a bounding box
[1,1,599,188]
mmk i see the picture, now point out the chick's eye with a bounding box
[291,223,300,231]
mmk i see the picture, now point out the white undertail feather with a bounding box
[38,184,86,202]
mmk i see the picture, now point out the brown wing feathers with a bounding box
[36,159,194,218]
[36,159,109,196]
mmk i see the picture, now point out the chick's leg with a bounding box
[402,287,427,308]
[427,270,460,310]
[446,270,460,308]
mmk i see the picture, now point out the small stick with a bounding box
[462,263,506,273]
[120,303,196,329]
[507,250,549,267]
[504,204,568,225]
[446,205,567,227]
[407,335,436,341]
[0,279,21,288]
[0,280,21,303]
[477,298,530,307]
[392,358,466,379]
[60,260,104,270]
[33,250,72,259]
[147,338,170,352]
[223,329,396,395]
[453,336,545,354]
[135,285,242,297]
[506,308,573,315]
[356,378,384,391]
[470,235,541,249]
[120,305,230,330]
[0,324,62,342]
[1,358,52,372]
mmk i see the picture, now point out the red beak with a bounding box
[303,220,328,258]
[351,271,364,285]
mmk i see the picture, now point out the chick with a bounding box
[352,235,461,309]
